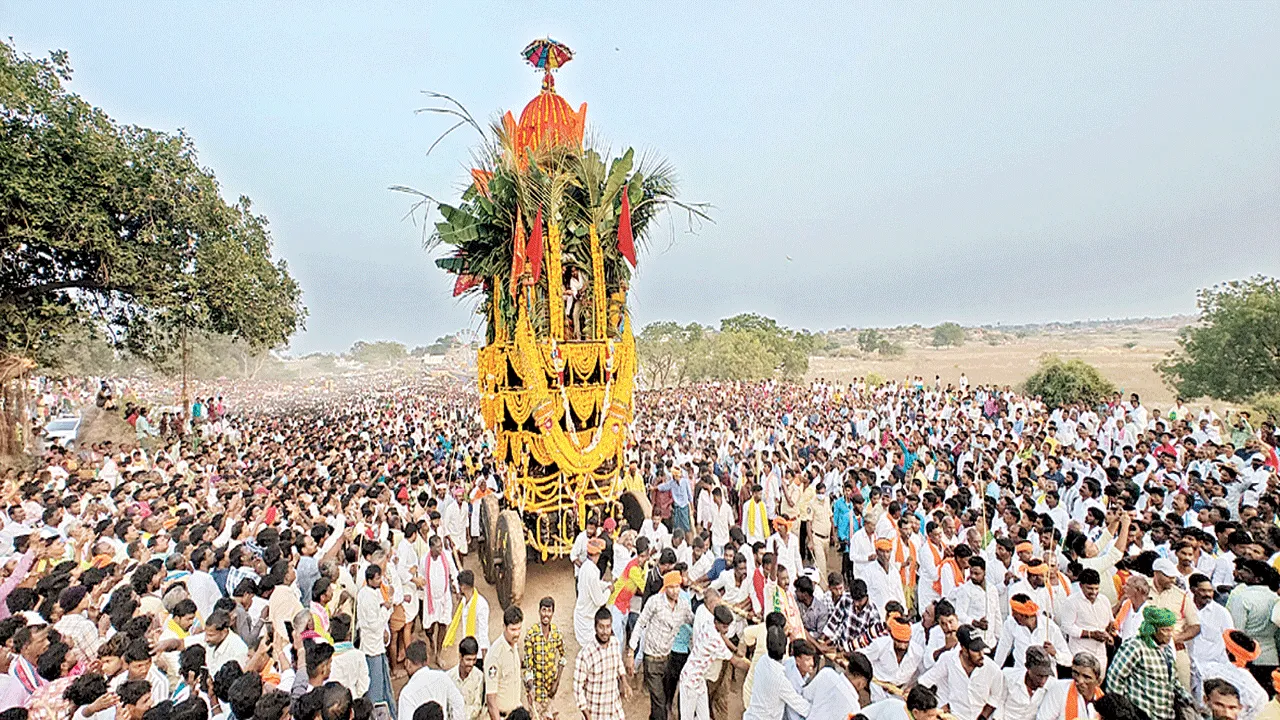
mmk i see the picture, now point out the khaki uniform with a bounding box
[486,635,523,715]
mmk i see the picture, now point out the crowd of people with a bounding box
[7,370,1280,720]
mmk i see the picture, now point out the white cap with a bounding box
[1153,558,1179,577]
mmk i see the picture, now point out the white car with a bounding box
[42,415,81,450]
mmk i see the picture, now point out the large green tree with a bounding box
[1,41,303,451]
[1159,276,1280,402]
[1,42,303,367]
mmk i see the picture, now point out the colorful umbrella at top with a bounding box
[522,38,573,72]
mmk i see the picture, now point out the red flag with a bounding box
[617,186,636,267]
[453,274,480,297]
[527,207,544,283]
[509,209,526,298]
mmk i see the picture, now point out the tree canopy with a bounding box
[348,341,408,367]
[1023,355,1116,409]
[931,322,966,347]
[0,40,304,369]
[635,314,815,386]
[1158,276,1280,403]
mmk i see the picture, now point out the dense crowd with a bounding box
[8,371,1280,720]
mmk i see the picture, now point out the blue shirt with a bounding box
[657,475,693,508]
[833,498,853,544]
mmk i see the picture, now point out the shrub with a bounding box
[1022,355,1117,409]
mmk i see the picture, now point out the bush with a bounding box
[1252,394,1280,423]
[864,372,887,387]
[931,322,965,347]
[879,342,906,357]
[1022,355,1117,409]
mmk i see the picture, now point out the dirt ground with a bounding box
[808,327,1183,407]
[413,553,751,720]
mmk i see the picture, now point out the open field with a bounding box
[808,322,1184,407]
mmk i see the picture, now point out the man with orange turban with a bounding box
[629,567,694,720]
[861,611,922,688]
[1199,630,1267,720]
[993,593,1071,670]
[863,537,905,617]
[574,536,612,648]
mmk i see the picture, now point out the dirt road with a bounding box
[417,554,750,720]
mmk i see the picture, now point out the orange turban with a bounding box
[888,614,913,642]
[1011,598,1039,616]
[662,571,683,589]
[586,538,606,556]
[1016,542,1034,554]
[1225,630,1260,667]
[1271,669,1280,696]
[1025,562,1049,576]
[875,538,894,551]
[773,517,793,532]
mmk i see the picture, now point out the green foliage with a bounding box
[348,341,408,367]
[636,315,814,385]
[412,335,460,357]
[0,40,304,367]
[864,372,887,387]
[1252,394,1280,423]
[1158,276,1280,402]
[879,341,906,357]
[402,114,708,342]
[857,329,884,353]
[931,322,966,347]
[1022,355,1117,409]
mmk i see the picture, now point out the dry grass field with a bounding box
[808,320,1186,407]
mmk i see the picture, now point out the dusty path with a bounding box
[412,553,750,720]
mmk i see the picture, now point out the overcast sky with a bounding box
[6,3,1280,352]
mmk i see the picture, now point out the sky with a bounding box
[5,3,1280,353]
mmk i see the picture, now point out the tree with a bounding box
[1023,355,1116,409]
[636,314,815,384]
[931,322,966,347]
[348,341,408,367]
[1158,276,1280,402]
[857,329,884,353]
[0,40,304,452]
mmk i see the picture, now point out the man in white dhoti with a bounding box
[421,534,457,667]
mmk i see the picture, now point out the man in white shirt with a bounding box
[992,595,1071,670]
[1199,631,1268,720]
[998,646,1054,720]
[398,639,466,720]
[916,626,1002,720]
[947,556,1002,648]
[1190,573,1233,667]
[744,626,811,720]
[1057,569,1113,675]
[707,488,735,555]
[357,563,396,715]
[191,610,249,676]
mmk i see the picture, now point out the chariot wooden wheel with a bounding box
[620,490,651,532]
[495,509,527,609]
[478,494,500,585]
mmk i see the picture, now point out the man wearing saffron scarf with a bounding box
[1199,630,1267,720]
[1035,652,1103,720]
[1107,605,1195,720]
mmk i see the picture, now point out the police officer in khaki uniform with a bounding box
[486,605,525,719]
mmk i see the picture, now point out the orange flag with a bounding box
[509,209,526,298]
